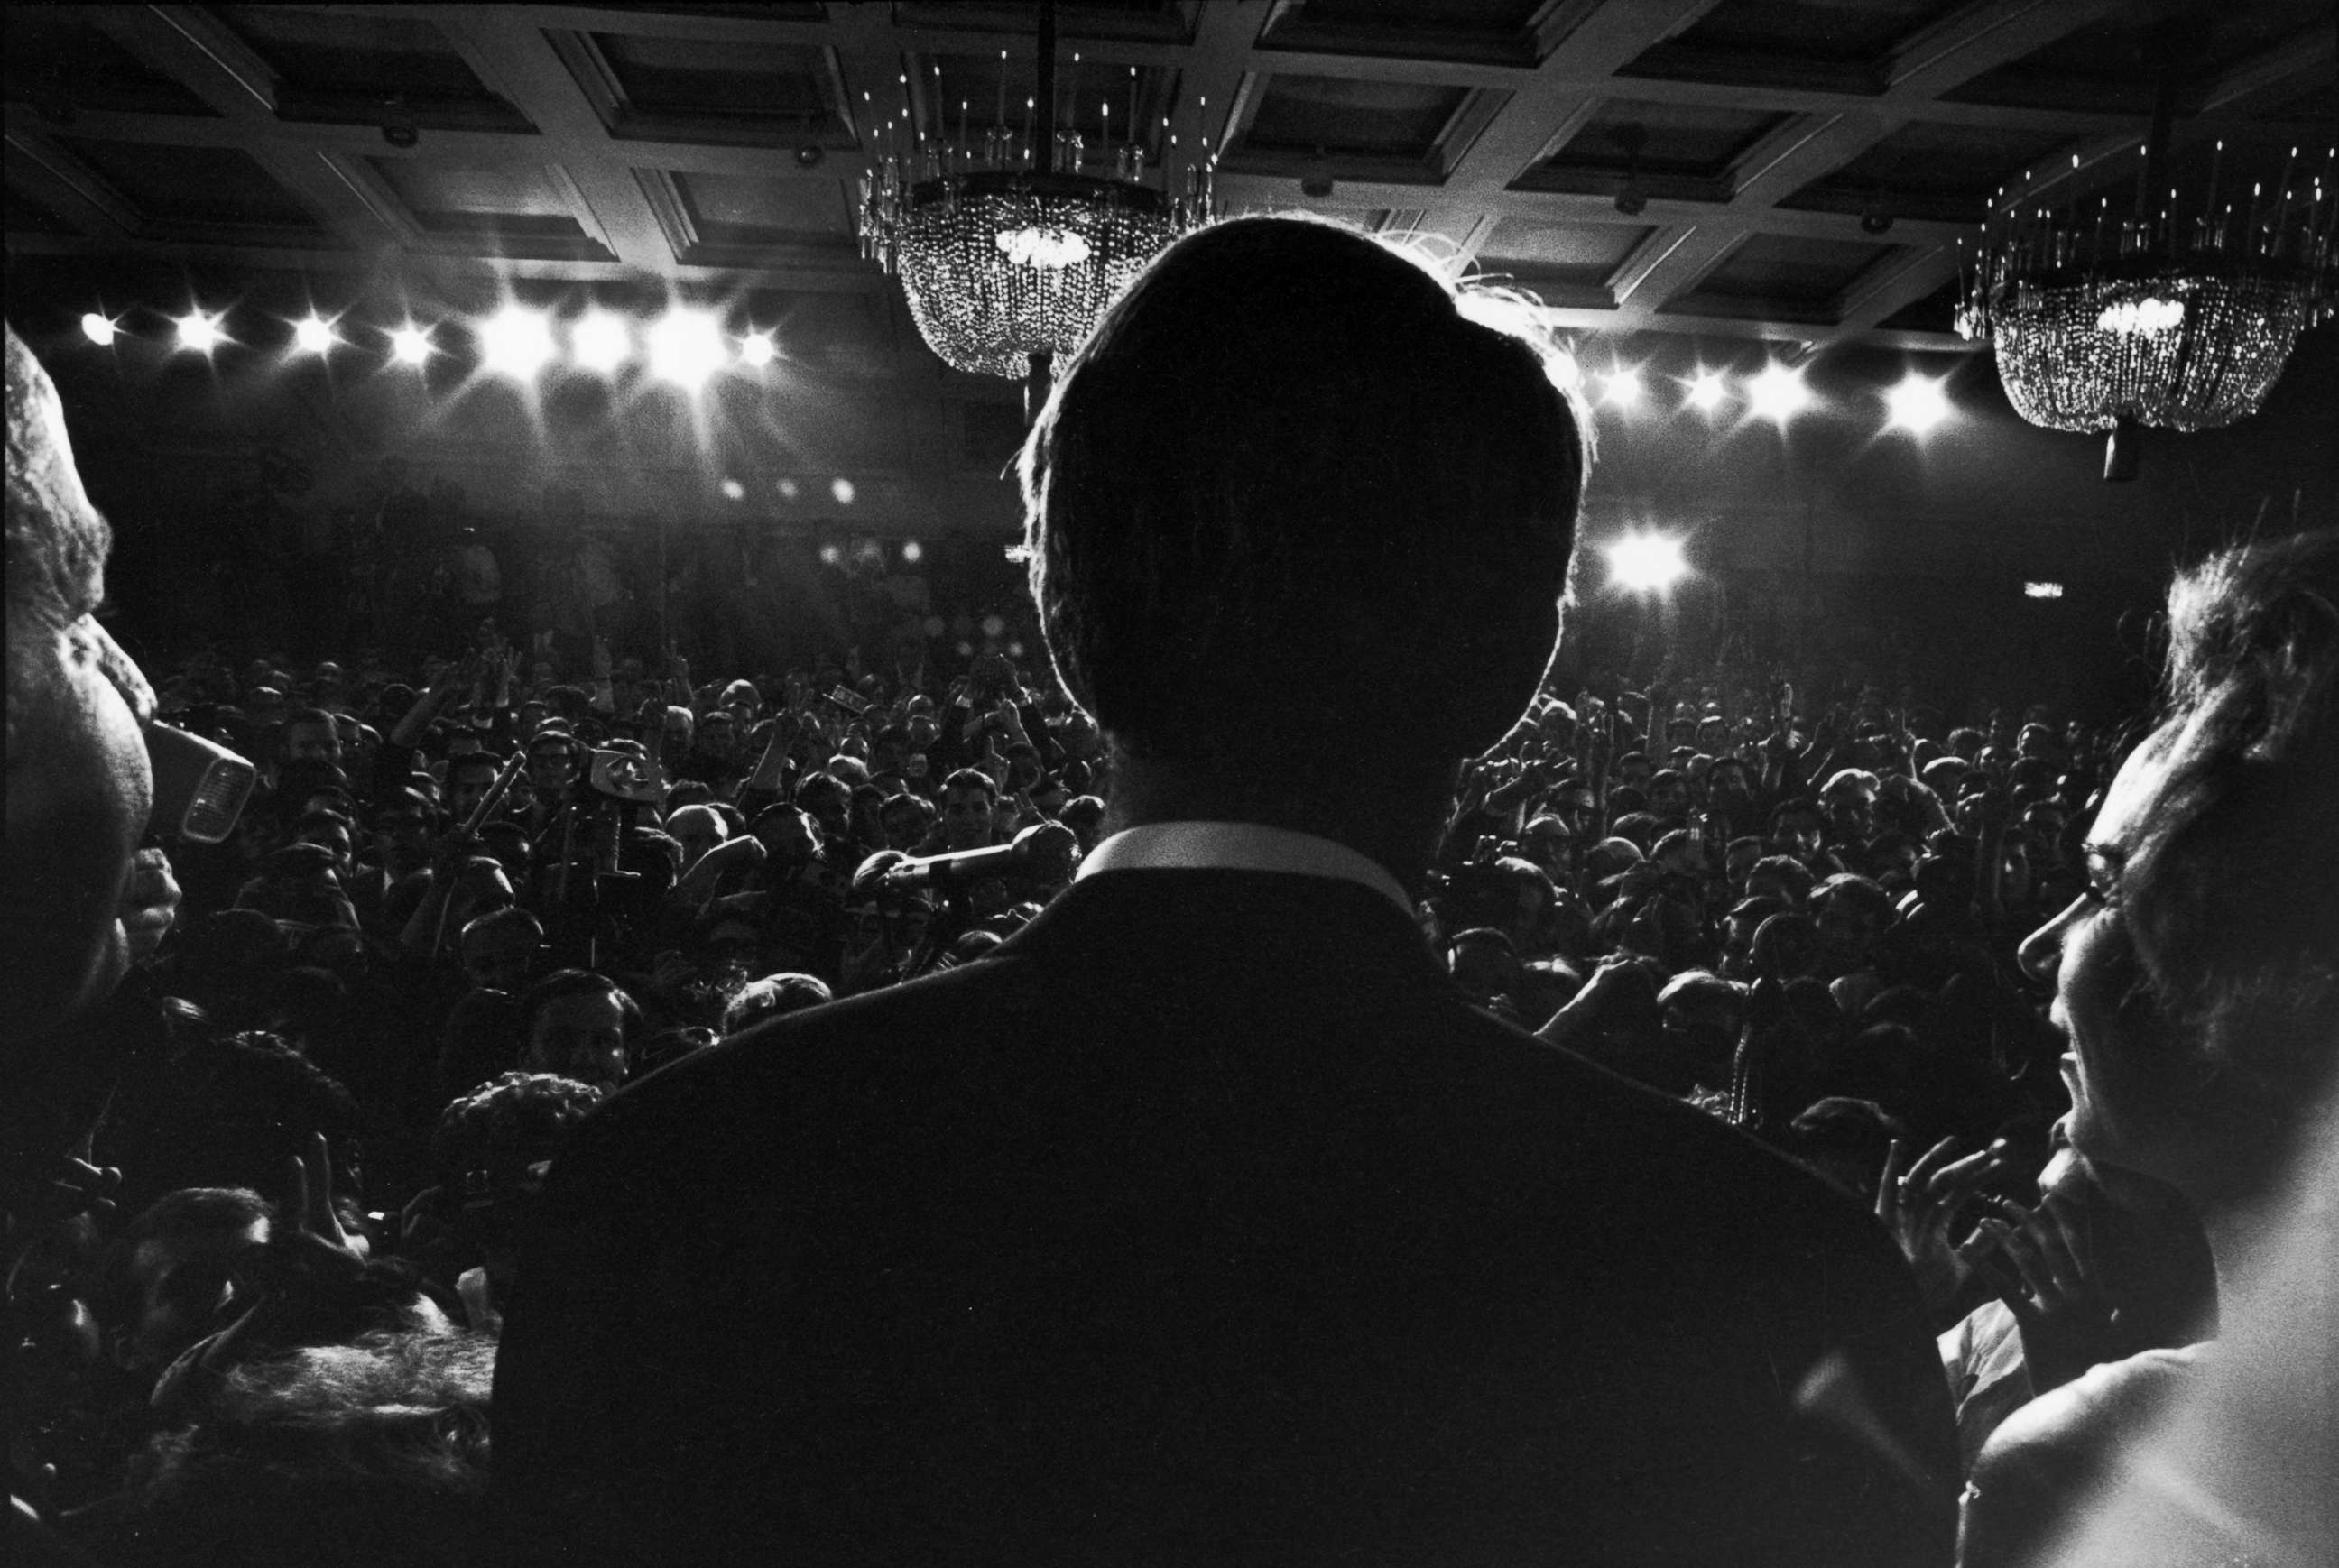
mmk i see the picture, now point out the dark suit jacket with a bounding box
[493,869,1956,1566]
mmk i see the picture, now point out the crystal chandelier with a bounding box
[857,2,1213,386]
[1959,125,2334,478]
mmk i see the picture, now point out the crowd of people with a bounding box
[7,215,2334,1568]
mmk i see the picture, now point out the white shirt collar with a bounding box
[1075,821,1414,919]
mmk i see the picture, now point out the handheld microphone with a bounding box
[877,821,1077,890]
[146,724,256,843]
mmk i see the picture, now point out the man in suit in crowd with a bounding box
[492,217,1956,1566]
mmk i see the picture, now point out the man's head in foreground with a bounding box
[5,322,154,1043]
[1018,217,1586,885]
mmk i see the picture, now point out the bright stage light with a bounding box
[719,477,745,501]
[901,540,923,564]
[175,311,223,354]
[389,324,436,365]
[647,309,726,390]
[291,316,337,355]
[738,330,775,368]
[1606,532,1687,594]
[1599,367,1642,410]
[480,307,554,379]
[818,543,843,566]
[2024,581,2064,599]
[1883,372,1951,435]
[830,477,856,505]
[571,310,632,374]
[80,312,119,346]
[1746,362,1811,426]
[1684,370,1728,412]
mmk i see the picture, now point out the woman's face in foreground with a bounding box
[2018,721,2196,1187]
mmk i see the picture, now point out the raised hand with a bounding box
[1973,1193,2133,1393]
[1875,1135,2008,1326]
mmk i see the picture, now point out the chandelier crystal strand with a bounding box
[856,9,1205,382]
[1962,138,2336,440]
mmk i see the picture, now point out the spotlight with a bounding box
[175,311,224,354]
[2024,581,2064,600]
[830,477,856,505]
[571,310,632,374]
[901,540,923,564]
[1683,370,1729,412]
[291,316,337,355]
[389,324,435,365]
[1606,532,1687,595]
[1599,367,1642,410]
[1746,362,1811,426]
[719,477,745,501]
[1883,372,1951,435]
[647,308,726,390]
[80,312,118,346]
[776,477,801,501]
[480,307,555,379]
[738,330,775,368]
[818,543,843,567]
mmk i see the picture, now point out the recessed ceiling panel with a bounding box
[1944,0,2333,115]
[218,5,532,131]
[1671,232,1894,318]
[1259,0,1549,67]
[1781,120,2083,222]
[1240,74,1469,161]
[55,137,323,231]
[1632,0,1965,75]
[674,171,851,244]
[892,3,1192,45]
[588,32,841,143]
[3,9,218,118]
[366,158,612,259]
[1525,97,1788,199]
[1475,217,1652,282]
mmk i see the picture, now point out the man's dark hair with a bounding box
[1019,217,1585,779]
[941,767,998,803]
[122,1185,277,1248]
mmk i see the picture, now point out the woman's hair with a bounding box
[2124,530,2339,1135]
[519,969,642,1039]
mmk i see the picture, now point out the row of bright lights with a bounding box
[79,306,778,390]
[1604,532,2067,600]
[1558,356,1954,434]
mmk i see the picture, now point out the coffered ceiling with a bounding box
[5,1,2333,363]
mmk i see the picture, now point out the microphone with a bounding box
[876,821,1077,891]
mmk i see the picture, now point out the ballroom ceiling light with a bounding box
[175,311,223,354]
[479,307,554,379]
[388,324,435,365]
[80,312,118,346]
[1683,370,1728,412]
[1883,372,1951,435]
[648,309,726,389]
[858,3,1203,386]
[1960,113,2335,478]
[1599,367,1642,409]
[1607,532,1687,594]
[1746,362,1811,426]
[291,316,337,355]
[738,330,776,368]
[572,310,632,374]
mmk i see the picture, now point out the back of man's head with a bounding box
[1020,217,1586,778]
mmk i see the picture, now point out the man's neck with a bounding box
[1104,753,1448,899]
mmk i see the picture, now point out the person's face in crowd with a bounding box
[449,764,497,824]
[2022,802,2069,866]
[4,484,155,1037]
[1709,759,1748,799]
[850,793,885,845]
[697,713,735,760]
[528,741,578,796]
[235,812,282,866]
[1745,867,1794,907]
[449,863,514,927]
[1655,839,1706,881]
[753,807,819,868]
[906,715,940,752]
[808,793,851,844]
[991,795,1020,843]
[1650,776,1689,820]
[890,899,932,953]
[116,1214,272,1373]
[1773,810,1824,862]
[941,785,994,852]
[1447,938,1519,1010]
[2016,723,2199,1185]
[1697,716,1728,752]
[2017,723,2056,761]
[882,802,927,852]
[1720,912,1764,981]
[1724,838,1762,889]
[282,718,341,766]
[1813,895,1878,976]
[667,806,726,869]
[461,923,539,994]
[1823,788,1873,840]
[300,821,355,878]
[516,701,547,741]
[1619,755,1652,789]
[372,807,430,872]
[1873,838,1921,888]
[1661,996,1738,1068]
[528,990,628,1090]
